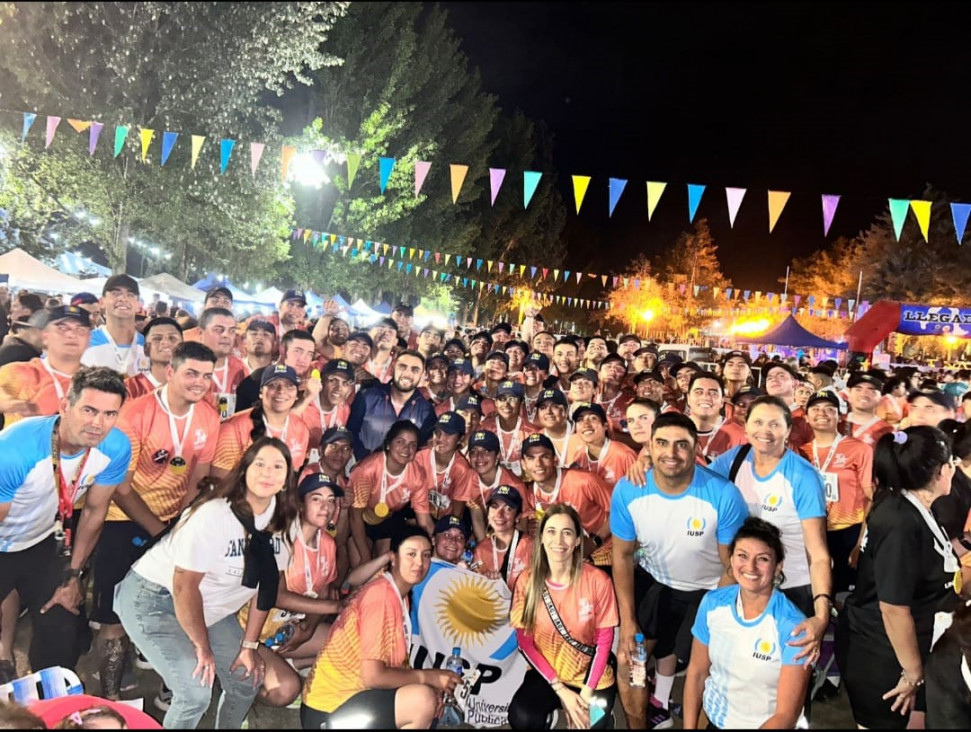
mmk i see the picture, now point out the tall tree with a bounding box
[0,2,346,276]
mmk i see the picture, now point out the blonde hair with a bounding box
[520,503,585,633]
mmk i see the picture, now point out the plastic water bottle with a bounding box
[630,633,648,688]
[263,623,295,649]
[440,647,465,725]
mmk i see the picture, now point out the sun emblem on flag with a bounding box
[433,574,508,649]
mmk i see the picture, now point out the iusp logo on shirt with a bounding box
[685,516,708,537]
[752,638,777,661]
[762,494,783,512]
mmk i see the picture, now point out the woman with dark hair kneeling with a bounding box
[115,437,296,729]
[300,525,460,729]
[508,503,618,730]
[837,426,961,729]
[683,517,810,729]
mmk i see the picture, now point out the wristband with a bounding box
[241,640,260,651]
[900,670,924,688]
[63,567,82,584]
[812,593,833,606]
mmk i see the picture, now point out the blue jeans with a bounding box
[115,570,258,729]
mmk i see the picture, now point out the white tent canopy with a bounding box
[0,248,88,294]
[139,273,205,303]
[251,286,285,305]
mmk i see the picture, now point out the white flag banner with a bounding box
[410,559,528,727]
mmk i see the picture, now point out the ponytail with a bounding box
[249,400,268,443]
[873,425,951,503]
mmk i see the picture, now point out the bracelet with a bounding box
[241,640,260,651]
[62,567,82,584]
[900,670,924,688]
[812,593,833,606]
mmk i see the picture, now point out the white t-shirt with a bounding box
[134,497,290,626]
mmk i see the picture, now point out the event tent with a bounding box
[56,251,112,278]
[350,298,381,319]
[251,286,285,305]
[191,274,253,302]
[139,273,205,303]
[735,314,847,350]
[0,248,87,294]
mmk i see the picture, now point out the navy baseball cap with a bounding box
[447,357,475,376]
[721,350,752,366]
[488,484,523,513]
[633,369,664,385]
[731,385,763,404]
[434,514,470,538]
[496,380,525,399]
[572,401,607,423]
[346,331,374,348]
[524,352,550,372]
[282,289,307,306]
[536,388,568,408]
[245,318,276,335]
[70,292,99,306]
[600,353,627,369]
[454,394,483,415]
[522,433,556,455]
[435,411,467,436]
[298,472,344,499]
[321,426,354,446]
[261,363,299,387]
[426,352,450,368]
[485,350,509,366]
[569,367,599,385]
[468,430,500,452]
[34,304,91,329]
[206,286,234,303]
[321,358,355,379]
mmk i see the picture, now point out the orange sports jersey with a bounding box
[0,358,74,429]
[303,574,409,713]
[799,436,873,531]
[204,356,248,411]
[350,451,432,524]
[415,447,476,520]
[473,532,534,591]
[696,421,748,463]
[469,466,531,512]
[480,415,540,470]
[212,408,311,475]
[839,415,894,449]
[511,563,618,690]
[106,390,220,522]
[125,372,161,401]
[301,398,351,451]
[531,468,612,564]
[567,437,638,489]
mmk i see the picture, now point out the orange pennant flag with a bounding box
[767,190,791,233]
[450,164,469,204]
[280,145,297,181]
[67,119,91,133]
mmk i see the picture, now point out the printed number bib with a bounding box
[822,472,839,503]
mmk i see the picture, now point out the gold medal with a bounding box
[374,502,390,518]
[169,456,188,476]
[955,569,964,596]
[535,506,545,522]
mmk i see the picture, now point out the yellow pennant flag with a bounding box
[66,119,91,133]
[450,164,469,204]
[280,145,296,180]
[909,200,932,242]
[520,265,526,276]
[646,181,667,220]
[444,254,452,265]
[409,248,416,259]
[554,269,560,281]
[418,249,424,260]
[767,190,791,233]
[190,135,206,169]
[487,260,494,272]
[383,243,390,255]
[572,175,591,214]
[139,128,155,161]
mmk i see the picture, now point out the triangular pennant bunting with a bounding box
[909,200,932,242]
[138,128,154,161]
[646,181,667,220]
[379,157,396,193]
[219,139,235,174]
[21,112,36,142]
[951,203,971,244]
[88,122,103,156]
[190,135,205,169]
[572,175,592,214]
[888,198,910,240]
[524,171,542,209]
[414,160,430,197]
[608,178,627,217]
[160,131,178,166]
[725,187,746,228]
[767,190,791,233]
[66,118,91,133]
[450,164,469,204]
[45,116,61,149]
[821,194,841,236]
[687,183,706,223]
[249,142,265,177]
[489,168,506,206]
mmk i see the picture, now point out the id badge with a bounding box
[218,393,236,420]
[822,471,839,503]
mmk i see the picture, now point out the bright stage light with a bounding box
[290,153,330,188]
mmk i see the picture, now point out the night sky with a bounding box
[441,1,971,293]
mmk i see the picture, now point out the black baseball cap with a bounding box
[245,318,276,336]
[633,369,665,385]
[490,322,513,335]
[569,368,599,385]
[435,411,467,436]
[468,429,500,452]
[762,362,799,381]
[488,485,523,513]
[434,514,470,538]
[524,352,551,372]
[298,472,344,499]
[454,394,483,415]
[721,350,752,366]
[485,350,510,366]
[426,352,450,368]
[618,334,641,346]
[599,353,627,369]
[847,372,885,390]
[671,361,703,379]
[32,304,91,329]
[806,390,841,411]
[281,289,307,306]
[522,433,556,455]
[731,385,763,404]
[536,388,568,408]
[572,401,607,423]
[321,426,354,446]
[206,286,233,303]
[633,345,659,358]
[103,274,139,296]
[321,358,355,379]
[907,389,954,410]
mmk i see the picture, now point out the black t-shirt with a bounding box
[234,367,266,414]
[933,469,971,539]
[844,492,957,649]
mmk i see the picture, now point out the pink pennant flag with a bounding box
[45,116,61,148]
[250,142,265,178]
[489,168,506,206]
[821,194,841,236]
[415,161,431,197]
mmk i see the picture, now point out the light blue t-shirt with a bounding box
[692,585,807,729]
[0,415,131,552]
[81,326,146,376]
[610,465,748,591]
[709,447,825,588]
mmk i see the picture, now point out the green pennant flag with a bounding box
[113,125,129,158]
[888,198,910,241]
[346,153,362,188]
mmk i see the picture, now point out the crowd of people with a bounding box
[1,275,971,729]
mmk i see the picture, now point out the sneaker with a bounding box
[646,696,673,730]
[133,646,153,671]
[154,683,173,712]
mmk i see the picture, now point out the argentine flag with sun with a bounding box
[410,558,528,727]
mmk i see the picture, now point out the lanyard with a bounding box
[212,362,229,393]
[428,448,456,491]
[492,530,521,581]
[317,397,340,432]
[301,525,326,596]
[101,326,135,371]
[586,437,612,470]
[847,415,880,439]
[597,390,621,416]
[383,572,412,647]
[369,356,393,382]
[263,414,291,442]
[479,468,502,505]
[811,435,843,474]
[41,358,70,401]
[535,468,564,509]
[901,490,959,573]
[545,424,573,466]
[380,454,408,505]
[698,418,725,459]
[497,417,523,463]
[156,386,194,459]
[50,419,91,548]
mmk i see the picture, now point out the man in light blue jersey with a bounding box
[0,367,146,673]
[611,411,748,729]
[81,274,145,376]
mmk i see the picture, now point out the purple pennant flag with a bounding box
[821,194,841,236]
[489,168,506,206]
[311,149,326,166]
[89,122,104,155]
